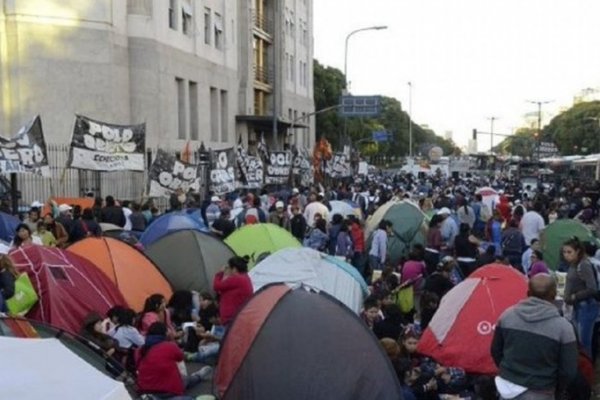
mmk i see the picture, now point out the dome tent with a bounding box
[145,230,234,293]
[215,284,402,400]
[541,219,600,270]
[366,200,428,265]
[140,211,207,247]
[9,246,127,334]
[68,237,172,311]
[224,223,301,268]
[249,247,368,313]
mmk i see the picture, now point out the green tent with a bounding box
[541,219,600,270]
[367,201,428,266]
[145,230,234,293]
[225,223,302,268]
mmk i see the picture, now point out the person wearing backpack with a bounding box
[563,237,598,357]
[501,219,525,272]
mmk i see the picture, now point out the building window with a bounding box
[176,77,186,139]
[204,7,211,45]
[289,54,295,82]
[288,108,293,121]
[299,61,303,86]
[169,0,177,30]
[182,1,192,36]
[210,87,219,141]
[189,81,198,140]
[214,13,224,50]
[220,90,228,142]
[289,11,295,38]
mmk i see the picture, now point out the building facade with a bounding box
[0,0,314,200]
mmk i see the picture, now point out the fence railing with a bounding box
[16,145,185,208]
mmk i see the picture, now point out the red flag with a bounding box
[181,141,191,163]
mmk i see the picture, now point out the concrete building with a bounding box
[0,0,314,199]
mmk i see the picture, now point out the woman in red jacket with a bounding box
[213,256,253,326]
[136,322,211,399]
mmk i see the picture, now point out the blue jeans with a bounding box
[189,342,220,363]
[574,299,599,356]
[368,255,383,271]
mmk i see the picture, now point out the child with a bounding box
[34,220,56,247]
[108,308,145,349]
[360,296,381,330]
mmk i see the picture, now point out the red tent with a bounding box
[417,264,528,374]
[9,246,127,334]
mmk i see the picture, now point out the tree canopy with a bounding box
[543,101,600,155]
[313,60,460,162]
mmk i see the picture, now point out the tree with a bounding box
[313,59,461,160]
[544,101,600,155]
[494,128,537,158]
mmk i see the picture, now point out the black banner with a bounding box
[265,151,291,185]
[0,115,49,176]
[327,152,352,178]
[210,148,236,195]
[69,115,145,171]
[292,147,313,186]
[148,149,202,197]
[244,156,263,188]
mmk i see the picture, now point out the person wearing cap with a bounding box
[438,207,458,253]
[56,203,75,239]
[205,196,221,228]
[268,200,290,230]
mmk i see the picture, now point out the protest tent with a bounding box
[215,284,402,400]
[328,200,363,221]
[417,264,528,375]
[224,223,302,268]
[0,337,131,400]
[0,211,20,242]
[366,200,427,265]
[541,219,599,270]
[145,230,234,293]
[9,246,127,334]
[0,316,128,381]
[139,211,208,247]
[249,247,368,313]
[68,237,172,311]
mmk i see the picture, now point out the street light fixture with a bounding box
[343,25,388,92]
[526,99,553,160]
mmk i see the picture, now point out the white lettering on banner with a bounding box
[270,152,291,166]
[0,146,45,165]
[84,121,136,153]
[476,321,495,335]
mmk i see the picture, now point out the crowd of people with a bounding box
[1,170,600,399]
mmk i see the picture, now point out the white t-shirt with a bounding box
[122,207,132,231]
[304,202,329,227]
[520,211,545,246]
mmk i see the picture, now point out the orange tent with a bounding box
[42,197,95,216]
[68,237,173,311]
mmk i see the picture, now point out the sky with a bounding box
[313,0,600,152]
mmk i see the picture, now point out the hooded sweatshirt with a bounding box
[491,297,578,390]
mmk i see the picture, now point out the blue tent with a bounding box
[140,212,207,247]
[0,212,19,243]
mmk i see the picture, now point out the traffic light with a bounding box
[472,129,477,140]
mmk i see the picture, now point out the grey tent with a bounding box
[145,230,234,293]
[215,284,403,399]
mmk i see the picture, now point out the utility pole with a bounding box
[527,100,552,160]
[408,82,413,157]
[486,116,498,153]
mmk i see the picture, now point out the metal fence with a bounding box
[16,144,160,206]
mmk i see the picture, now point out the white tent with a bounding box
[249,247,369,313]
[0,337,132,400]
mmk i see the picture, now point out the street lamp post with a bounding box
[527,100,552,160]
[343,25,388,92]
[408,82,413,157]
[487,116,498,153]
